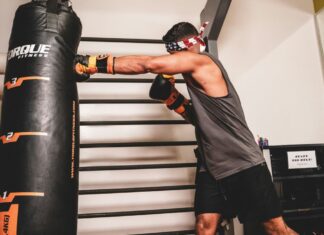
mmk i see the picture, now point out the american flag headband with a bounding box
[165,22,209,52]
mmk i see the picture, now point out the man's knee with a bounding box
[196,213,220,234]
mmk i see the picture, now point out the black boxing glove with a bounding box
[149,74,196,125]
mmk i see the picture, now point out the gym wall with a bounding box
[0,0,324,235]
[218,0,324,146]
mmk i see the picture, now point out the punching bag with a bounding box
[0,0,81,234]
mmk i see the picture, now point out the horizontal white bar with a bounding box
[77,212,195,235]
[80,103,183,121]
[79,167,196,190]
[78,41,165,56]
[78,190,195,214]
[77,82,189,100]
[80,145,196,167]
[89,73,184,80]
[80,124,195,144]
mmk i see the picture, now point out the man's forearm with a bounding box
[114,55,155,74]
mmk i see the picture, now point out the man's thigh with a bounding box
[194,171,236,218]
[222,163,282,223]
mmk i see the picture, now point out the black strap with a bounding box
[46,0,59,14]
[168,94,185,110]
[46,0,60,32]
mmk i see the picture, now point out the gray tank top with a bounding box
[183,52,265,180]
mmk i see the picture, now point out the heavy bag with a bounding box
[0,0,82,234]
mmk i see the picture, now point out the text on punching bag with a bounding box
[7,44,51,61]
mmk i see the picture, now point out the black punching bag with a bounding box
[0,0,81,234]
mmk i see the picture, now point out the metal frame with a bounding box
[200,0,232,57]
[81,37,163,44]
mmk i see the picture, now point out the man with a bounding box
[74,22,297,235]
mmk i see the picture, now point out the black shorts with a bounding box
[194,163,282,223]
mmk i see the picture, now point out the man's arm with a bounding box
[114,51,209,75]
[73,51,211,78]
[72,51,226,98]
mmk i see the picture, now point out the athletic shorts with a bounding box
[194,163,282,223]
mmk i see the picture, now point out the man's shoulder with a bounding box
[200,52,218,62]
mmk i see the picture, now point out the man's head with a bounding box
[162,22,206,54]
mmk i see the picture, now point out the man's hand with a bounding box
[149,74,196,125]
[73,54,113,82]
[73,55,92,82]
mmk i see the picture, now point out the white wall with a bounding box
[218,0,324,145]
[74,0,205,40]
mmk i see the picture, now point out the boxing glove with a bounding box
[149,74,196,125]
[73,54,114,81]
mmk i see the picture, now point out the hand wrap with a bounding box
[73,54,114,81]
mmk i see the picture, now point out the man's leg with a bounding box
[226,164,297,235]
[194,170,231,235]
[196,213,222,235]
[263,216,299,235]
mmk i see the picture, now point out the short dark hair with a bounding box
[162,22,199,43]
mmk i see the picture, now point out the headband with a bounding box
[165,22,209,52]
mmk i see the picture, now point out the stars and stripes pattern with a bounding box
[165,21,209,52]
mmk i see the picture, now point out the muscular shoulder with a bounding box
[189,54,227,97]
[173,51,213,66]
[189,53,222,79]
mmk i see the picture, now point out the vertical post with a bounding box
[200,0,232,57]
